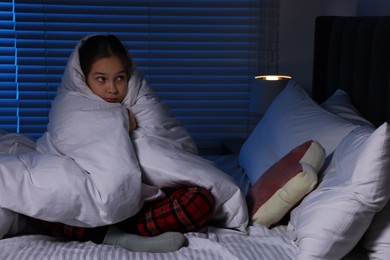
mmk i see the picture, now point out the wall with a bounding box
[357,0,390,15]
[278,0,356,92]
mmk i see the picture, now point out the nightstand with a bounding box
[220,138,246,154]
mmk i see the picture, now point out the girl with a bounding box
[27,35,216,253]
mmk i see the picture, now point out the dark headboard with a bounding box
[311,16,390,127]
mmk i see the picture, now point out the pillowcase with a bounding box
[240,80,361,184]
[362,199,390,259]
[246,140,325,228]
[321,89,374,127]
[323,89,390,258]
[289,123,390,259]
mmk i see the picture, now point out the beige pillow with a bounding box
[246,140,325,227]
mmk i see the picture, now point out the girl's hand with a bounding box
[128,109,137,132]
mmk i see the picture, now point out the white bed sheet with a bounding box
[0,225,297,260]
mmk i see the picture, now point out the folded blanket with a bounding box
[0,35,248,239]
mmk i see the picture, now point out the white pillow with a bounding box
[239,80,361,184]
[362,185,390,259]
[321,89,374,126]
[289,123,390,259]
[323,89,390,258]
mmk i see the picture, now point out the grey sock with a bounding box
[102,225,186,253]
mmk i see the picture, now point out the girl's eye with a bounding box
[116,75,126,81]
[96,76,105,82]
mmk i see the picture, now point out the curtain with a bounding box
[0,0,279,153]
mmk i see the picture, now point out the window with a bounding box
[1,0,279,153]
[0,0,17,133]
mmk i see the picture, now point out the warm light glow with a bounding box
[254,75,291,81]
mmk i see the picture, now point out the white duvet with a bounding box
[0,36,248,239]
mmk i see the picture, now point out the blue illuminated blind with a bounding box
[0,0,17,133]
[1,0,279,152]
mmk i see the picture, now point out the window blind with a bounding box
[2,0,280,153]
[0,0,18,133]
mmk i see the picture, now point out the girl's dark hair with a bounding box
[78,35,133,79]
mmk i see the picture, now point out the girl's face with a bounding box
[86,55,128,103]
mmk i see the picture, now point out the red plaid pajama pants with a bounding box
[28,186,215,243]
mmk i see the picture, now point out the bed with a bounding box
[0,15,389,260]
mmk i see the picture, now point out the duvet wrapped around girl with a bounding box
[0,35,248,252]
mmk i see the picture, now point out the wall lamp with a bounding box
[249,75,291,115]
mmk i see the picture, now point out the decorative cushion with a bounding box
[289,123,390,259]
[321,89,373,126]
[246,140,325,228]
[240,80,360,185]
